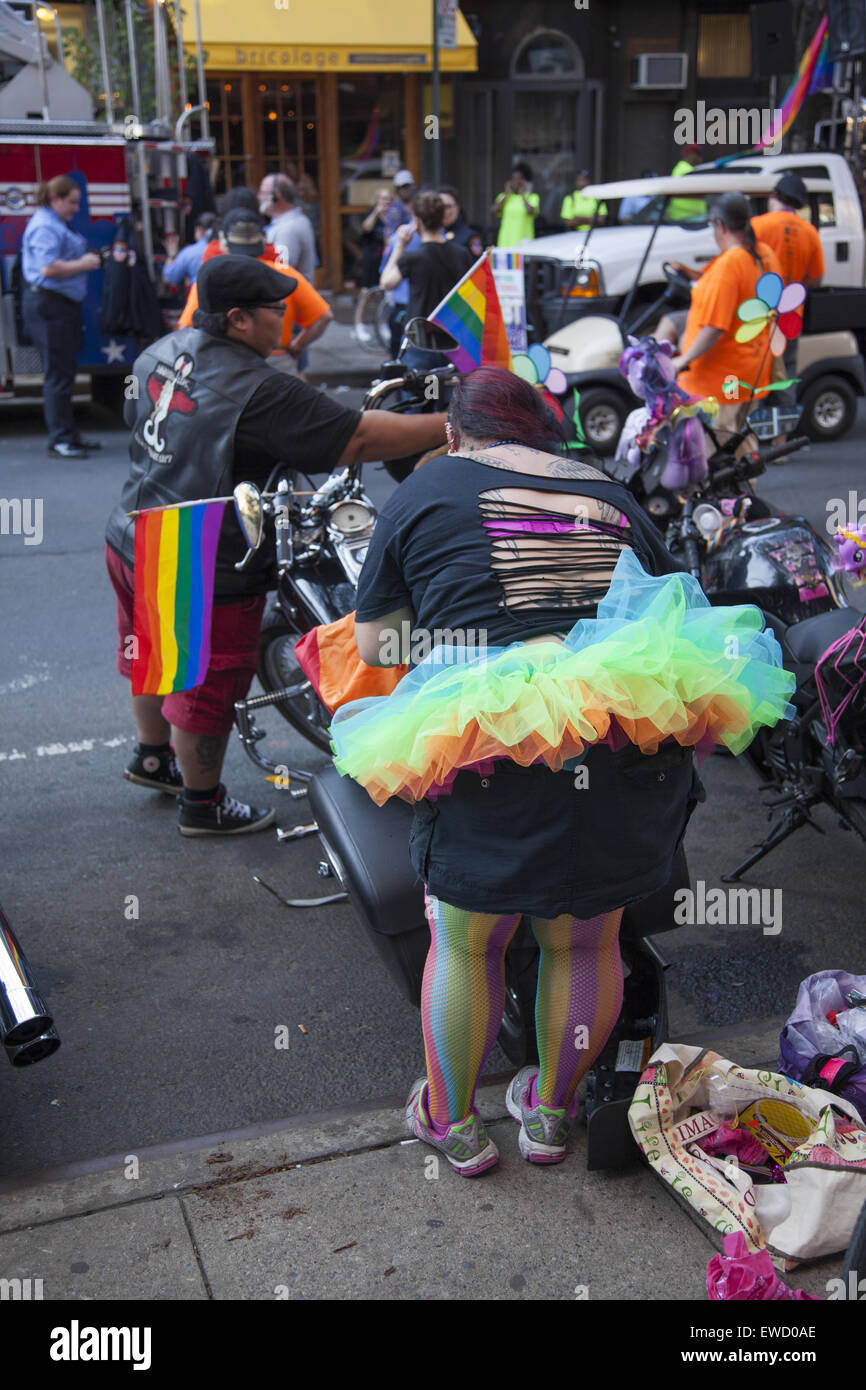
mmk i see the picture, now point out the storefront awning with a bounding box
[190,0,478,73]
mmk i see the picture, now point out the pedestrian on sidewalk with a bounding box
[492,162,539,247]
[105,256,449,837]
[21,175,103,458]
[437,185,484,258]
[177,210,333,376]
[334,366,791,1175]
[258,173,317,284]
[380,191,474,369]
[162,212,217,290]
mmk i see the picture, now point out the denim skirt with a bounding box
[408,741,705,919]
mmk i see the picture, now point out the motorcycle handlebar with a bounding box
[710,434,810,488]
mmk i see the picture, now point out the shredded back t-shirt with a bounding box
[354,449,681,645]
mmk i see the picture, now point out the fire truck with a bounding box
[0,0,212,412]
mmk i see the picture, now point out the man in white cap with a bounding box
[385,170,416,239]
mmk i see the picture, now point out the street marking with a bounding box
[0,735,132,762]
[0,671,51,697]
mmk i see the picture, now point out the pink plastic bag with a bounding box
[707,1234,821,1300]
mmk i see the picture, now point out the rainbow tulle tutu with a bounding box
[330,549,796,805]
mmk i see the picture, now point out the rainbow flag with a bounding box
[132,500,225,696]
[757,15,828,149]
[429,250,512,374]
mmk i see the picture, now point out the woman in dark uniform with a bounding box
[21,175,102,457]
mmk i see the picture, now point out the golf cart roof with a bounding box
[581,173,831,199]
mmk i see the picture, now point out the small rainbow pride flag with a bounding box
[132,500,225,696]
[429,249,512,374]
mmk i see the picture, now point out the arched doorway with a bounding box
[456,27,603,241]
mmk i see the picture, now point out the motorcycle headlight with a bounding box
[328,501,374,536]
[692,503,724,538]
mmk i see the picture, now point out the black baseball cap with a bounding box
[774,174,808,209]
[198,255,297,313]
[221,208,266,256]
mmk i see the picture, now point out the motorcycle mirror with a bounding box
[233,482,264,572]
[233,482,264,550]
[402,317,459,353]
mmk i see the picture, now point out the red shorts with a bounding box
[105,544,266,736]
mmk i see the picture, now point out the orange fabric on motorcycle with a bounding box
[294,611,407,715]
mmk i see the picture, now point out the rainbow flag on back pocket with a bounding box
[132,500,225,696]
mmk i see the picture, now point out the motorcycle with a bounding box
[598,335,845,627]
[599,337,865,879]
[724,600,866,882]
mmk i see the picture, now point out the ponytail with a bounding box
[742,219,760,265]
[35,174,77,207]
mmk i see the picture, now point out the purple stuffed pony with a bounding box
[833,524,866,585]
[616,335,710,489]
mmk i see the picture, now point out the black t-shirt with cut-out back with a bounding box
[355,450,681,645]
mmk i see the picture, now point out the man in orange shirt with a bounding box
[752,174,823,452]
[178,209,332,375]
[751,174,824,288]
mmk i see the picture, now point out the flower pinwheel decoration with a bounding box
[735,272,806,357]
[511,344,569,416]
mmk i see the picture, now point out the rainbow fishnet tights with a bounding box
[421,893,625,1125]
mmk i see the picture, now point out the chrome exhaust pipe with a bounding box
[0,904,60,1066]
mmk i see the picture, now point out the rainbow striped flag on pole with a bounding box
[131,500,225,696]
[428,249,512,374]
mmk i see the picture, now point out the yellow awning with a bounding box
[191,0,478,73]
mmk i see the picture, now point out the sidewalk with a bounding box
[0,1019,843,1301]
[304,295,384,388]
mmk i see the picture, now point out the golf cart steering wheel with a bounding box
[661,261,694,297]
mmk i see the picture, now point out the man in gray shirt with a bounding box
[257,173,316,282]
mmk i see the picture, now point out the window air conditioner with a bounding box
[631,54,688,90]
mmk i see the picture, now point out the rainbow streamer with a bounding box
[428,250,512,374]
[132,500,225,696]
[758,16,828,149]
[351,104,380,161]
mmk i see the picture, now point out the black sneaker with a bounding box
[124,745,183,795]
[178,785,276,837]
[73,436,102,450]
[48,441,87,458]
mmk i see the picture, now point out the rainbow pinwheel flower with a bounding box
[512,344,568,399]
[735,271,806,357]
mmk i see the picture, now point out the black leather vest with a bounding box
[105,327,275,597]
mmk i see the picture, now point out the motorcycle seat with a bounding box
[783,608,863,667]
[308,763,425,940]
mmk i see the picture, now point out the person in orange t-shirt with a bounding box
[671,193,782,445]
[751,174,825,288]
[178,209,332,369]
[751,175,823,452]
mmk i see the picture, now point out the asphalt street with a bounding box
[0,389,864,1179]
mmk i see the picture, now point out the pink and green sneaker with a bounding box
[405,1077,499,1176]
[506,1066,580,1164]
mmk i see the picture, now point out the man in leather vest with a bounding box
[106,255,447,836]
